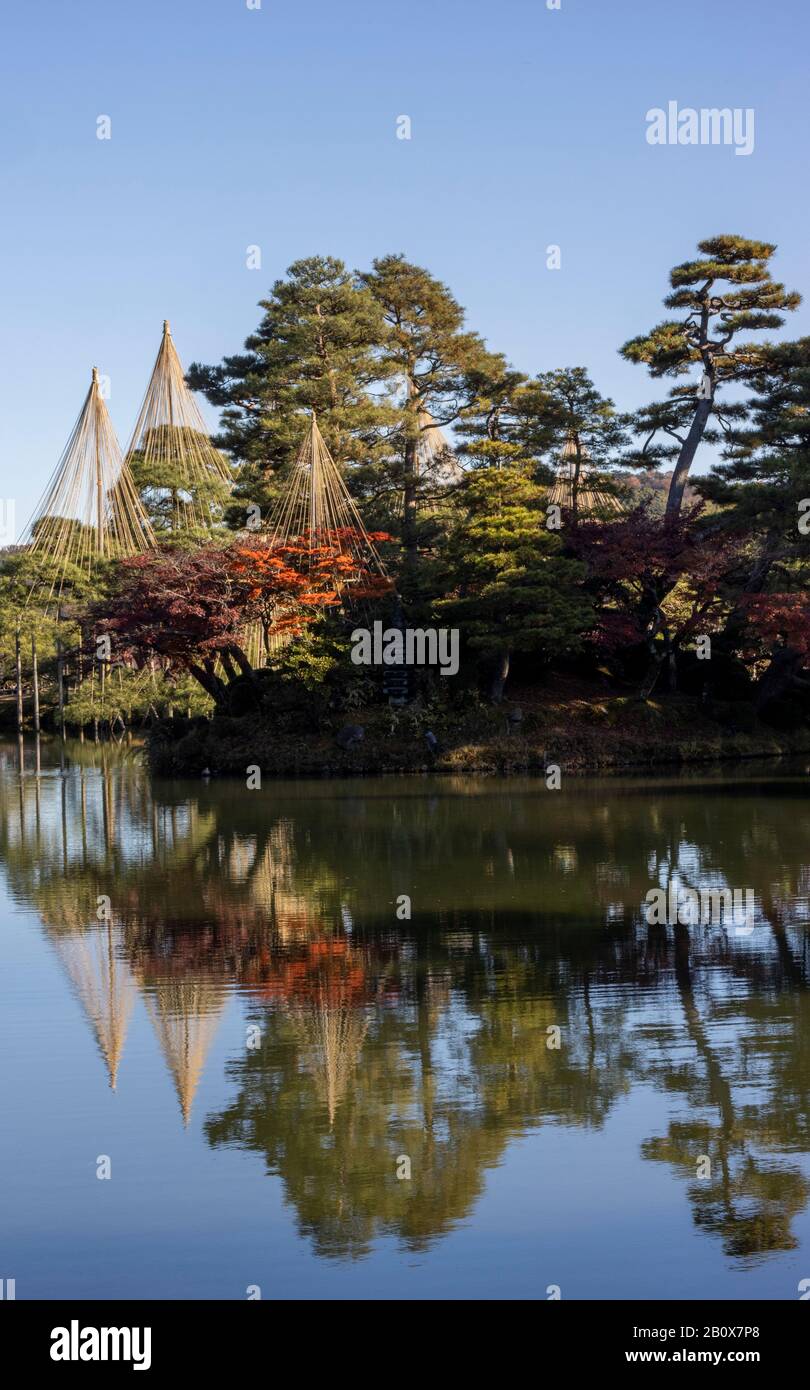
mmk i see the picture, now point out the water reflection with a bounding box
[2,739,810,1269]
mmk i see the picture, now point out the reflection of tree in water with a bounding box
[2,742,810,1262]
[202,922,643,1260]
[636,919,810,1261]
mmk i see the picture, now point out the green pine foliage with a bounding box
[187,256,394,530]
[622,235,800,514]
[436,467,593,694]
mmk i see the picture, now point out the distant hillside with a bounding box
[619,470,699,512]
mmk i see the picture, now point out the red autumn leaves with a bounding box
[97,530,392,673]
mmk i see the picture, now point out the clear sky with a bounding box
[1,0,809,537]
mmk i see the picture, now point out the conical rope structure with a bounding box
[548,433,625,519]
[267,413,388,579]
[414,406,464,491]
[124,321,232,534]
[22,368,155,604]
[248,413,392,662]
[391,407,464,520]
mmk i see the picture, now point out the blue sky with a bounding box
[1,0,809,536]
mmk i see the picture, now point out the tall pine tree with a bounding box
[359,255,502,577]
[516,367,629,520]
[187,256,393,530]
[622,235,800,516]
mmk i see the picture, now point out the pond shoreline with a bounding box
[146,693,810,780]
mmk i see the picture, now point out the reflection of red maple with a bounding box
[249,939,372,1007]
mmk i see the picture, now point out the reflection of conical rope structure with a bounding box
[258,937,372,1124]
[50,920,137,1090]
[144,978,227,1126]
[125,321,232,533]
[23,369,155,603]
[548,433,624,518]
[293,995,370,1126]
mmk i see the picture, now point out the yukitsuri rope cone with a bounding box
[414,407,464,492]
[390,407,464,521]
[245,413,391,663]
[23,367,155,603]
[125,320,232,534]
[143,977,228,1127]
[268,412,388,577]
[548,433,625,520]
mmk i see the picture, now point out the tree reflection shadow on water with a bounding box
[2,739,810,1263]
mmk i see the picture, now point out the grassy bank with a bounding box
[147,676,810,779]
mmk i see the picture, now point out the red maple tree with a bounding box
[96,531,392,707]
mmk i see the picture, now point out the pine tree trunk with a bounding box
[403,431,419,570]
[490,649,511,702]
[666,396,713,517]
[402,383,420,574]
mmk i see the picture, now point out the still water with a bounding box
[2,738,810,1300]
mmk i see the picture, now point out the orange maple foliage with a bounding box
[228,530,393,639]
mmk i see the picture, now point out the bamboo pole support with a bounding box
[15,625,24,732]
[31,634,40,734]
[57,638,66,738]
[91,664,98,742]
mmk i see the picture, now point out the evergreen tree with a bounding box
[699,338,810,567]
[126,424,232,543]
[516,367,629,520]
[454,363,537,474]
[621,235,800,516]
[187,256,393,530]
[359,255,502,576]
[698,339,810,706]
[436,467,592,699]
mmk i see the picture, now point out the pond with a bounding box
[1,737,809,1300]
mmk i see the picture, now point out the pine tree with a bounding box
[621,235,800,516]
[697,338,810,704]
[516,367,629,520]
[436,467,592,699]
[699,338,810,563]
[454,364,533,472]
[186,256,393,531]
[359,255,502,576]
